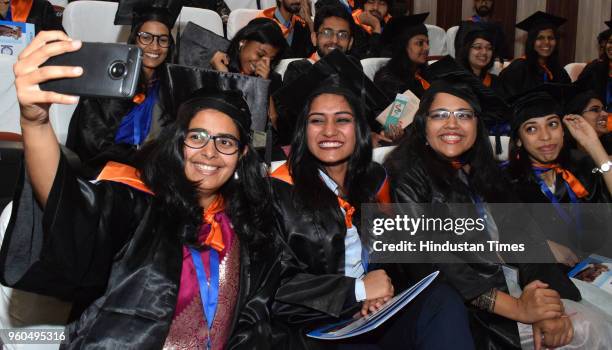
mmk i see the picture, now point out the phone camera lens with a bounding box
[108,61,127,79]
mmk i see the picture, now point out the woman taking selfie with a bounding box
[270,71,474,349]
[1,30,282,348]
[384,76,582,349]
[66,2,178,178]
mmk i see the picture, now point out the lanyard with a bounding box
[543,71,549,82]
[189,248,220,350]
[532,169,582,232]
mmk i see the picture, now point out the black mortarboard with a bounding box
[177,22,230,69]
[606,20,612,29]
[161,63,270,133]
[598,21,612,43]
[508,83,575,136]
[515,11,566,33]
[425,62,508,125]
[380,13,429,45]
[273,50,391,136]
[114,0,183,28]
[564,89,602,116]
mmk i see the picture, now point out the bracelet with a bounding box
[471,288,497,312]
[592,160,612,174]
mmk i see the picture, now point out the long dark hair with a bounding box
[507,115,572,182]
[383,30,428,82]
[136,95,273,248]
[127,16,175,90]
[385,87,509,202]
[288,89,377,214]
[226,18,288,74]
[524,26,562,79]
[457,33,495,80]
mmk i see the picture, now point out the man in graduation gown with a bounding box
[0,0,62,33]
[283,4,361,85]
[350,0,391,58]
[454,0,509,60]
[259,0,314,58]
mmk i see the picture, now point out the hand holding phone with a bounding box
[40,42,142,99]
[13,31,83,125]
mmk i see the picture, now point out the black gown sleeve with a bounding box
[65,97,137,177]
[0,154,149,301]
[388,165,503,301]
[270,180,358,325]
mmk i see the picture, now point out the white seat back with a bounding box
[564,62,586,83]
[426,24,447,56]
[0,55,20,135]
[446,25,459,58]
[62,1,130,43]
[174,7,224,37]
[48,0,68,7]
[489,135,510,161]
[274,58,302,79]
[361,57,390,81]
[227,9,261,40]
[226,0,260,11]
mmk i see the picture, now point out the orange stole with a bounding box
[532,162,589,198]
[258,7,306,38]
[608,114,612,133]
[96,161,154,195]
[482,73,492,87]
[415,72,430,90]
[10,0,34,23]
[201,196,226,252]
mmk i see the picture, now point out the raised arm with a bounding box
[14,31,83,207]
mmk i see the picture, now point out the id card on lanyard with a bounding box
[189,248,220,350]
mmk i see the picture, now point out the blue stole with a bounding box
[114,81,159,146]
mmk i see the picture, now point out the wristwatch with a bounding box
[592,160,612,174]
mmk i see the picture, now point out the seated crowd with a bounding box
[1,0,612,349]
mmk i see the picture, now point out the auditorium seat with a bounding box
[62,1,129,42]
[227,9,261,39]
[361,57,390,81]
[48,0,68,7]
[226,0,261,11]
[426,24,447,56]
[274,58,302,79]
[0,55,19,135]
[564,62,586,83]
[489,135,510,161]
[174,8,224,37]
[446,25,459,58]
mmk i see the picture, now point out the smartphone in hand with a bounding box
[40,42,142,99]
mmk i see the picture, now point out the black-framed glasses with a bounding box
[427,109,476,121]
[582,106,604,114]
[318,28,351,41]
[184,129,241,155]
[137,32,171,48]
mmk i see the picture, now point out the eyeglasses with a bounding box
[470,44,493,52]
[582,106,605,114]
[137,32,171,48]
[318,29,351,41]
[427,109,476,121]
[184,129,242,155]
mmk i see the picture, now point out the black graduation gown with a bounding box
[498,58,571,99]
[278,19,314,59]
[350,26,383,59]
[385,149,580,350]
[574,59,609,106]
[373,65,427,101]
[0,0,63,33]
[0,155,281,349]
[270,163,387,350]
[506,151,611,256]
[65,95,170,179]
[282,55,363,85]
